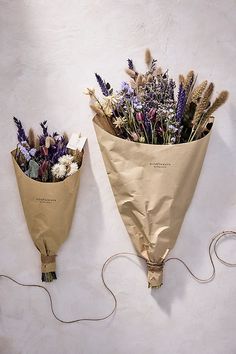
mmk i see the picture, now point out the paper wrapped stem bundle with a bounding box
[12,150,81,282]
[93,115,212,288]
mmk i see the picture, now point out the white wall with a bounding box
[0,1,236,353]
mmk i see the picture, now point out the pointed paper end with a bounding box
[147,261,164,288]
[41,254,57,281]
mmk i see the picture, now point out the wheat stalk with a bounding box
[191,80,208,103]
[192,82,214,126]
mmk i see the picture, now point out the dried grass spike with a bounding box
[154,67,162,76]
[28,128,35,148]
[204,91,229,119]
[45,136,51,149]
[63,132,69,144]
[184,70,194,89]
[125,68,136,78]
[192,82,214,125]
[179,74,185,86]
[136,74,143,87]
[34,136,40,150]
[191,80,208,103]
[145,48,152,67]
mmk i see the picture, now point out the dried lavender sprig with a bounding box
[176,86,186,123]
[95,73,109,96]
[40,120,48,137]
[13,117,28,143]
[127,58,134,70]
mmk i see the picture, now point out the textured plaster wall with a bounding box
[0,1,236,354]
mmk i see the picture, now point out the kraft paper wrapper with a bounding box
[11,150,81,275]
[93,115,212,288]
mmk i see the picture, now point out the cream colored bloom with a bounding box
[83,88,95,96]
[51,163,66,179]
[58,154,74,165]
[66,162,78,176]
[113,117,127,129]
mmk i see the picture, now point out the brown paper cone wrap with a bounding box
[93,115,212,288]
[11,150,80,279]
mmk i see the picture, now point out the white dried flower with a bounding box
[51,163,66,179]
[58,154,74,165]
[66,162,78,176]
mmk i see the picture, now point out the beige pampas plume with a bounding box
[34,136,40,150]
[147,74,153,82]
[179,74,185,86]
[191,80,208,103]
[154,67,162,76]
[136,74,143,87]
[125,68,136,78]
[145,48,152,67]
[192,82,214,125]
[28,128,35,148]
[63,132,69,144]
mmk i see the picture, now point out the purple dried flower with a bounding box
[95,73,109,96]
[40,121,48,137]
[136,112,144,122]
[121,81,134,95]
[18,144,31,161]
[127,58,134,70]
[176,85,186,123]
[148,108,157,120]
[13,117,28,143]
[132,97,142,110]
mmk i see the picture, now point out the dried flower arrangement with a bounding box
[88,49,228,144]
[13,118,83,182]
[90,50,229,288]
[12,118,83,282]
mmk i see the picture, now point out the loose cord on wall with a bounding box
[0,230,235,324]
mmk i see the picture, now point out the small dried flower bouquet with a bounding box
[12,118,84,282]
[89,49,228,288]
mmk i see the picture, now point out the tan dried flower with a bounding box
[113,117,127,129]
[204,91,229,119]
[192,82,214,125]
[34,136,40,150]
[28,128,35,148]
[145,48,152,66]
[184,70,194,89]
[191,80,208,103]
[125,68,136,78]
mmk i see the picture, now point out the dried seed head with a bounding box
[45,136,51,148]
[136,74,143,86]
[34,136,40,150]
[63,132,69,144]
[155,67,162,76]
[192,82,214,125]
[28,128,35,148]
[184,70,194,89]
[204,90,229,119]
[179,74,185,86]
[125,68,136,78]
[145,48,152,66]
[191,80,208,103]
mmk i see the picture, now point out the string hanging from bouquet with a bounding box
[0,230,236,324]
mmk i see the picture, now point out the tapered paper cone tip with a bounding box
[41,254,56,273]
[147,268,163,288]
